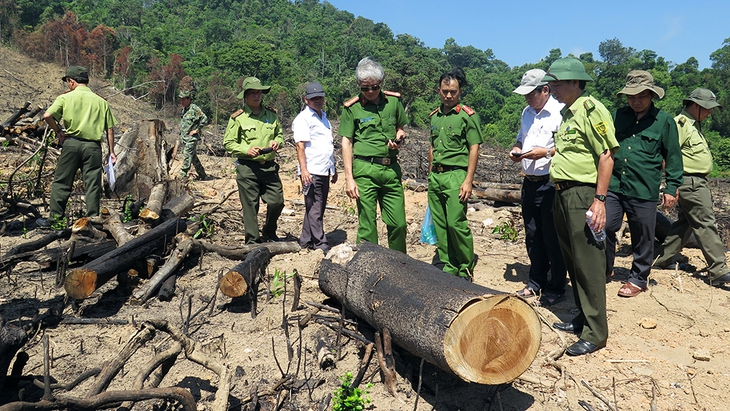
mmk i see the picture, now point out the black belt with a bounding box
[355,156,395,166]
[684,173,707,179]
[554,180,595,191]
[432,164,467,173]
[523,174,550,182]
[67,136,100,144]
[237,158,275,167]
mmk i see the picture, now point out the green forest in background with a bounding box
[3,0,730,176]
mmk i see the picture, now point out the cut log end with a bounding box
[443,295,541,385]
[219,271,248,298]
[64,269,99,300]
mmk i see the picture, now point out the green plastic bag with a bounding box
[420,205,437,245]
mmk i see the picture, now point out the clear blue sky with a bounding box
[325,0,728,70]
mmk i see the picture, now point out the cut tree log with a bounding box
[0,239,116,272]
[471,186,521,204]
[319,242,541,385]
[112,120,170,199]
[139,181,169,223]
[199,240,300,261]
[64,217,187,299]
[219,247,272,298]
[130,233,199,304]
[0,322,28,390]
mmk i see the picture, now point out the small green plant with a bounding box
[190,214,216,239]
[270,268,295,298]
[338,199,356,216]
[332,372,371,411]
[121,194,135,223]
[492,221,519,242]
[50,215,67,231]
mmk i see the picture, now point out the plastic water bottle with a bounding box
[302,183,311,196]
[585,210,606,242]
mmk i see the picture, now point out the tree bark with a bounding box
[139,181,168,223]
[64,218,187,299]
[0,323,28,390]
[131,233,198,304]
[219,247,272,298]
[471,187,521,204]
[112,120,170,199]
[318,242,541,385]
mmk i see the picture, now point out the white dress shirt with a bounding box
[292,106,335,176]
[515,96,564,176]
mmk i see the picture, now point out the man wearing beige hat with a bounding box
[654,88,730,288]
[223,77,285,244]
[510,68,567,306]
[606,70,684,297]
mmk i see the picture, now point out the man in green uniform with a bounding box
[39,66,117,228]
[178,89,208,180]
[654,88,730,288]
[606,70,683,298]
[223,77,285,244]
[340,57,408,253]
[428,68,483,279]
[542,58,620,356]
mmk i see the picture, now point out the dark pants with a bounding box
[605,192,657,289]
[50,138,102,218]
[300,174,330,250]
[553,185,608,346]
[235,161,284,244]
[522,178,567,294]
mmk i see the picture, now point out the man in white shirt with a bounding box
[293,82,338,251]
[510,68,567,306]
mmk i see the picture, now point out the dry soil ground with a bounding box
[2,46,730,411]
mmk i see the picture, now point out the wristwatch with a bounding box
[595,194,606,202]
[545,148,552,159]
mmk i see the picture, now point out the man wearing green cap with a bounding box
[38,66,117,228]
[223,77,285,244]
[178,89,208,180]
[606,70,683,298]
[654,88,730,288]
[340,57,408,253]
[542,57,620,356]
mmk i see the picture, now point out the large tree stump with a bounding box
[112,120,170,199]
[64,218,187,299]
[319,242,541,385]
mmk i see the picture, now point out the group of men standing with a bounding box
[510,58,729,356]
[41,60,729,357]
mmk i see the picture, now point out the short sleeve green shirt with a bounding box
[223,105,284,162]
[430,104,484,167]
[675,111,713,175]
[550,93,619,184]
[47,85,117,142]
[609,105,683,200]
[339,93,407,158]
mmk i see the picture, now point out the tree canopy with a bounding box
[4,0,729,175]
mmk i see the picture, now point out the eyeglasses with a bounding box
[359,84,381,92]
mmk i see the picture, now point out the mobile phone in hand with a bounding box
[260,147,273,154]
[511,150,532,157]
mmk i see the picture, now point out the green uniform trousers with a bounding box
[180,134,206,178]
[235,160,284,244]
[353,158,407,253]
[50,138,102,219]
[428,169,474,278]
[655,176,730,280]
[553,185,608,346]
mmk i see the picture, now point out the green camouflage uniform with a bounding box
[180,102,208,178]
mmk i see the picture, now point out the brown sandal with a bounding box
[515,286,537,298]
[617,281,645,298]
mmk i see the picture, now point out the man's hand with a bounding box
[459,180,473,202]
[345,177,359,199]
[661,193,678,210]
[300,170,313,187]
[587,199,607,231]
[331,172,339,184]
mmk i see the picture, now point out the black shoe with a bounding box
[36,217,51,228]
[711,273,730,287]
[553,322,583,334]
[566,339,604,356]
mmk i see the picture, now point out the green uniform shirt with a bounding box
[180,102,208,137]
[609,105,683,200]
[550,93,619,184]
[47,85,117,142]
[223,105,284,162]
[429,104,484,167]
[339,93,407,158]
[675,111,713,175]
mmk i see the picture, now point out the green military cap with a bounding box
[542,58,593,82]
[237,77,271,99]
[178,90,192,99]
[683,88,722,110]
[61,66,89,82]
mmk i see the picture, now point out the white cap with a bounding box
[513,69,548,95]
